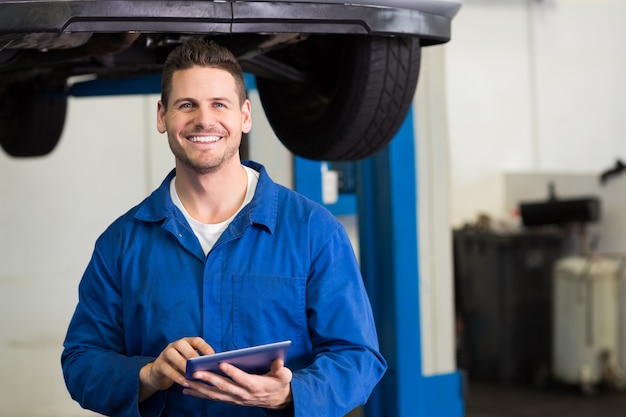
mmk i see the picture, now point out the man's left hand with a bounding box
[183,358,293,410]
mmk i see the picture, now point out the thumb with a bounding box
[270,358,292,382]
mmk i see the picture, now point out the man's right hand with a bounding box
[139,337,215,403]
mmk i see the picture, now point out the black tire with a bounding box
[256,35,421,161]
[0,81,67,157]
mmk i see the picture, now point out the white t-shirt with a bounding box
[170,166,259,255]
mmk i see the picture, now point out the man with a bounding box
[61,38,386,417]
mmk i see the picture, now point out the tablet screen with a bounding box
[185,340,292,379]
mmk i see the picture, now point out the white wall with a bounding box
[0,95,170,417]
[415,45,456,376]
[446,0,626,226]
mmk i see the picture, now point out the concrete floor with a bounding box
[464,381,626,417]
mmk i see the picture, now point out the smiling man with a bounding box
[61,39,386,417]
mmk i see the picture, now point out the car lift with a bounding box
[293,108,464,417]
[355,111,464,417]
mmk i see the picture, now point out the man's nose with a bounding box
[193,105,216,128]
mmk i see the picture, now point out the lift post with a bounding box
[358,109,464,417]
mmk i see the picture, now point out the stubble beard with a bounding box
[169,134,239,175]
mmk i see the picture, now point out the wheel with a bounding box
[256,35,421,161]
[0,80,68,157]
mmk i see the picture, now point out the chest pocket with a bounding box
[231,274,306,349]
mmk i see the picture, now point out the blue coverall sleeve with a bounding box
[61,240,163,417]
[289,225,387,417]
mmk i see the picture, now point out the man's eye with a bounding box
[180,103,193,109]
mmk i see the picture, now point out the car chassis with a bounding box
[0,0,461,159]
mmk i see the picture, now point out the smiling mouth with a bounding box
[187,135,221,143]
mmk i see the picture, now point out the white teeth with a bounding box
[188,135,220,143]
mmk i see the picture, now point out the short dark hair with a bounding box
[161,38,246,108]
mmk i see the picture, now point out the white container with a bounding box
[552,256,623,392]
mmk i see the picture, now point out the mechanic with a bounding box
[61,38,386,417]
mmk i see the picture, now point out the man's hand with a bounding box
[139,337,214,403]
[183,358,293,410]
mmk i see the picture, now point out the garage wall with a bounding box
[445,0,626,226]
[0,95,167,417]
[2,0,626,415]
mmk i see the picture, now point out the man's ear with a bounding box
[156,100,167,134]
[241,99,252,134]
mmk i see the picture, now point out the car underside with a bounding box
[0,0,461,160]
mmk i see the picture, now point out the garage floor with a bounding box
[464,380,626,417]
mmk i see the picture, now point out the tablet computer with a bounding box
[185,340,292,379]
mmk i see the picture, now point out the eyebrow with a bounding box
[171,97,196,106]
[171,96,234,106]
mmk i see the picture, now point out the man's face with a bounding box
[157,66,251,174]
